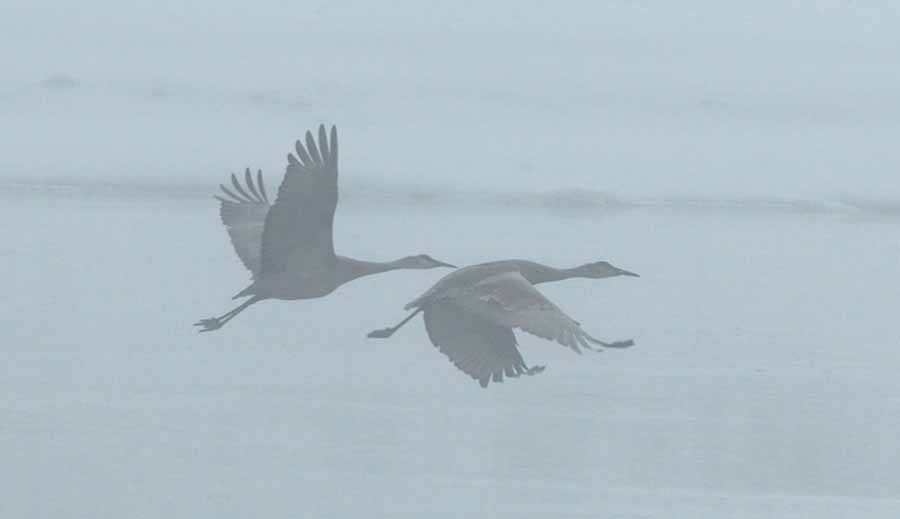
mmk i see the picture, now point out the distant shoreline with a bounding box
[3,179,899,218]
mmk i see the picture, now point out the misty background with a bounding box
[3,1,900,200]
[4,2,900,518]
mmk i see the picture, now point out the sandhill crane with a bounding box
[194,125,456,332]
[367,259,638,387]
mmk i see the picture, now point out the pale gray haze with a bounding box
[3,1,900,518]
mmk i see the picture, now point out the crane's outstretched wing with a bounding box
[455,271,626,354]
[215,168,271,277]
[423,300,544,388]
[259,124,339,275]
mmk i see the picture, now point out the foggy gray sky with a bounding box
[3,1,900,197]
[6,4,900,516]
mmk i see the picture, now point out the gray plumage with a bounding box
[368,259,638,387]
[195,125,455,332]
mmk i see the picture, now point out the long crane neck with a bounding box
[336,257,410,286]
[516,262,577,285]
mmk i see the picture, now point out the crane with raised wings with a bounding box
[195,125,455,332]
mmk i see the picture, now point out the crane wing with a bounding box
[455,271,607,354]
[215,168,271,277]
[259,124,339,275]
[423,300,543,388]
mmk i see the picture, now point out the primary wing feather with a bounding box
[259,125,339,275]
[215,168,271,277]
[423,300,537,387]
[454,271,601,354]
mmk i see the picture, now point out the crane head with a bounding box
[405,254,457,269]
[576,261,640,279]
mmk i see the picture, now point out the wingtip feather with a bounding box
[257,169,269,202]
[305,130,322,163]
[330,125,339,165]
[244,168,261,201]
[294,139,312,166]
[318,124,329,162]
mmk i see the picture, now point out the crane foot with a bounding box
[194,318,223,333]
[525,365,546,376]
[366,328,394,339]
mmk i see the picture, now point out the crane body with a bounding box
[369,259,638,387]
[195,125,455,332]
